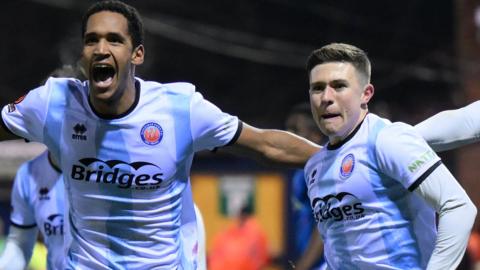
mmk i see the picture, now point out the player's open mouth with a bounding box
[92,64,115,87]
[322,113,340,119]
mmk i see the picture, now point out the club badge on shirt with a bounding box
[340,153,355,179]
[140,122,163,145]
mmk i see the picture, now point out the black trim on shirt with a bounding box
[226,120,243,146]
[211,121,243,153]
[408,160,442,192]
[10,220,37,229]
[88,80,141,120]
[326,118,365,150]
[47,152,62,173]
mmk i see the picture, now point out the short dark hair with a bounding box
[306,43,371,84]
[81,0,144,48]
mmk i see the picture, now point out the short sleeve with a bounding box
[1,81,52,142]
[376,122,441,191]
[190,92,240,151]
[10,163,36,228]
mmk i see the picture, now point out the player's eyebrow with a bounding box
[309,81,326,90]
[84,31,126,41]
[84,32,97,39]
[329,79,349,86]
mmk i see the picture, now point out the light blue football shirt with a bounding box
[10,150,64,270]
[305,113,440,270]
[2,77,240,269]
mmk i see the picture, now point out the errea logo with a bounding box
[408,150,436,173]
[72,123,87,141]
[39,187,50,200]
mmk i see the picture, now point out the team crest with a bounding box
[140,122,163,145]
[340,153,355,179]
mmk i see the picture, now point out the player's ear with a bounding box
[361,84,374,105]
[131,44,144,65]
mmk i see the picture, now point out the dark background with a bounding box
[0,0,458,128]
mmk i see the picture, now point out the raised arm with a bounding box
[414,164,477,269]
[230,123,321,168]
[415,101,480,152]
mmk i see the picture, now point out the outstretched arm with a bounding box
[414,164,477,270]
[0,226,38,270]
[415,101,480,152]
[229,123,321,168]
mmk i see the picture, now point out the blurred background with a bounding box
[1,0,480,269]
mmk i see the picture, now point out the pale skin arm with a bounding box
[227,123,322,168]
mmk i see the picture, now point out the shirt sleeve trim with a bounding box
[10,220,37,229]
[47,152,62,173]
[408,160,442,192]
[225,120,243,146]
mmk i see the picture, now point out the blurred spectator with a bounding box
[467,226,480,270]
[209,205,269,270]
[285,103,326,270]
[0,219,4,252]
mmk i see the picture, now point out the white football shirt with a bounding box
[10,150,64,270]
[2,77,241,269]
[305,113,440,270]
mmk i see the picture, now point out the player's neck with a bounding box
[89,81,139,119]
[328,111,368,148]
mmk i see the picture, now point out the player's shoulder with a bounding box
[363,113,415,142]
[138,78,196,96]
[363,113,391,130]
[13,154,43,193]
[378,120,417,140]
[375,118,427,155]
[162,82,196,94]
[15,159,32,185]
[39,77,86,102]
[44,77,85,90]
[28,150,51,169]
